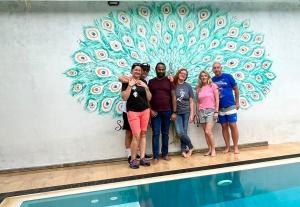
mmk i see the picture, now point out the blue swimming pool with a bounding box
[21,160,300,207]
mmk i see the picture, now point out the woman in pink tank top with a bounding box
[196,71,219,157]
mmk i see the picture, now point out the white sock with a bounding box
[126,148,131,157]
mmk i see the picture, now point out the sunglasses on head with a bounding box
[132,63,150,66]
[132,63,142,67]
[141,63,150,71]
[140,63,150,67]
[132,63,150,71]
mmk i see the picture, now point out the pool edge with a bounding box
[1,152,300,204]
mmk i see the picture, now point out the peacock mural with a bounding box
[64,2,276,118]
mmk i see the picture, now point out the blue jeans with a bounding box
[151,111,171,159]
[175,112,193,152]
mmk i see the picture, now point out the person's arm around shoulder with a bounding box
[118,75,130,83]
[167,75,174,82]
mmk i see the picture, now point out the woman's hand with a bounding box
[189,115,194,123]
[151,109,157,118]
[213,112,218,121]
[167,76,174,82]
[128,78,136,87]
[136,80,148,88]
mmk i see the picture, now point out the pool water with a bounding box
[21,161,300,207]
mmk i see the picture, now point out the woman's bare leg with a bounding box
[130,133,140,161]
[139,131,147,158]
[202,123,211,156]
[205,122,216,157]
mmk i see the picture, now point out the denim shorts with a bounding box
[199,109,215,124]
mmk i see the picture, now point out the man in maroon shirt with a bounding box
[148,62,177,164]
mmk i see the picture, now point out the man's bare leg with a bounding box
[229,123,239,154]
[221,123,231,153]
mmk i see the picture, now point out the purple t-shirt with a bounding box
[148,77,175,111]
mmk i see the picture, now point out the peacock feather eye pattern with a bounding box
[65,2,276,117]
[239,46,250,54]
[198,8,211,21]
[101,98,115,112]
[95,67,111,78]
[95,49,108,60]
[90,85,103,95]
[118,12,130,27]
[115,101,125,114]
[65,69,78,77]
[109,82,122,93]
[74,52,92,63]
[84,27,101,41]
[86,99,98,112]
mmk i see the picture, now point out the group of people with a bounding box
[120,62,240,169]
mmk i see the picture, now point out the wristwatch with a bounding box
[172,111,177,114]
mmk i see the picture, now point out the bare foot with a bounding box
[182,152,188,158]
[234,147,240,154]
[223,148,230,154]
[204,151,211,156]
[187,149,193,157]
[211,150,216,157]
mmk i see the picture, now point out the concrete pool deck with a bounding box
[1,142,300,203]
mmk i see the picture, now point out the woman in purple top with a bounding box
[173,68,194,158]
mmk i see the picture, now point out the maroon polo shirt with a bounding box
[148,77,175,112]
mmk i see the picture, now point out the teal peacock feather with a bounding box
[65,2,276,117]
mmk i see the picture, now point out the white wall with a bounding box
[0,1,300,170]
